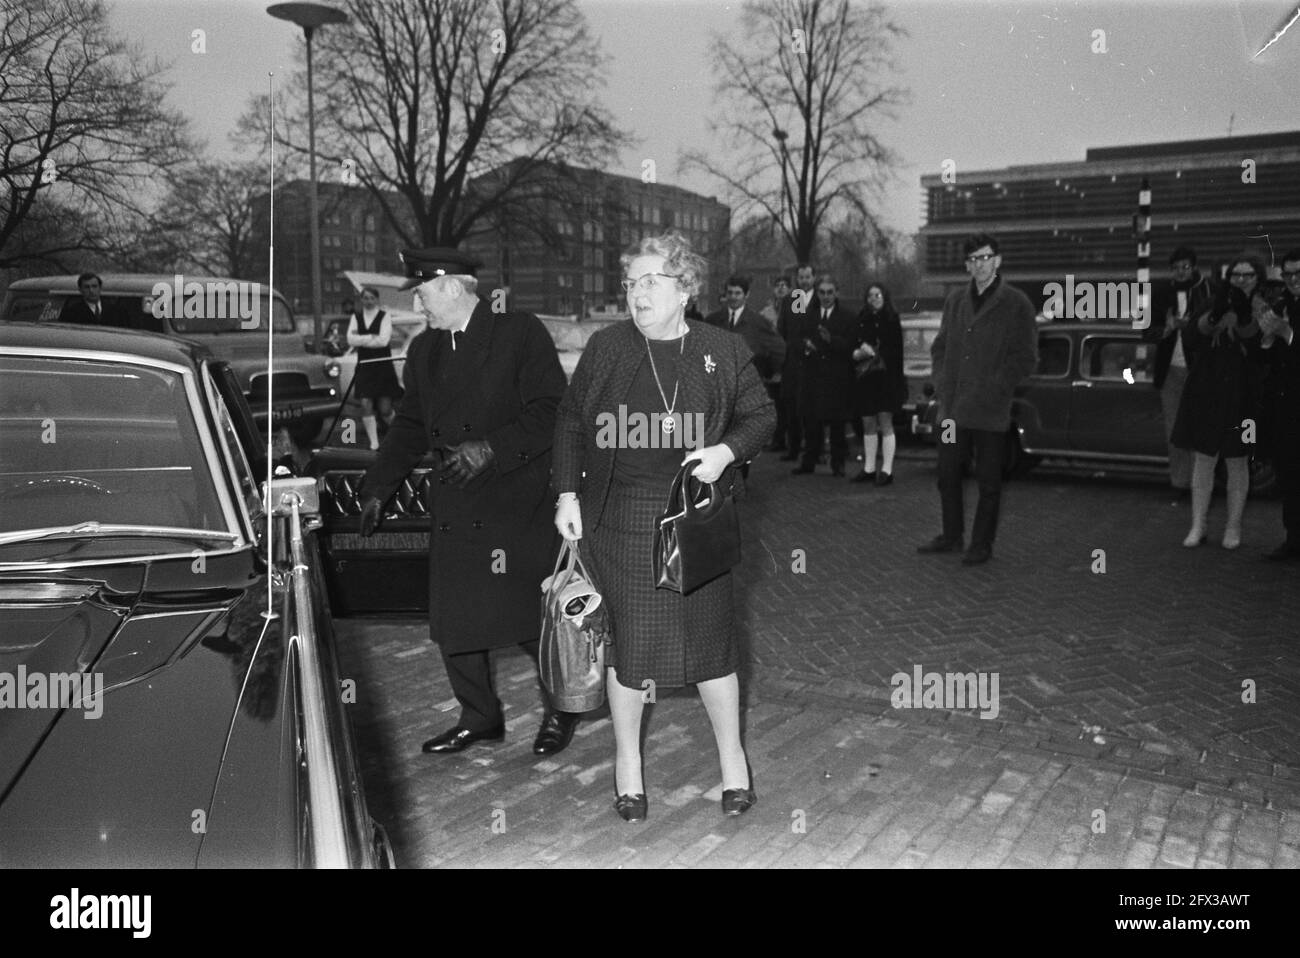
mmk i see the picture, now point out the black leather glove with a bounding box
[359,496,383,537]
[441,439,495,488]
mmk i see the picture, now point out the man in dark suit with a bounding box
[792,274,856,476]
[776,263,817,461]
[356,247,580,755]
[1145,246,1215,501]
[1258,248,1300,561]
[703,274,785,384]
[57,273,123,326]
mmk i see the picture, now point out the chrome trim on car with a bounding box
[284,493,350,868]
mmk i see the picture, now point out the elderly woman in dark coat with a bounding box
[553,231,775,823]
[1172,252,1267,549]
[850,283,907,485]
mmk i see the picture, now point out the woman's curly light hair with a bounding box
[620,230,706,298]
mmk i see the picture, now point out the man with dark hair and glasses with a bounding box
[920,233,1038,565]
[1257,249,1300,560]
[1148,246,1217,501]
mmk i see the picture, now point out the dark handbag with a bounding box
[539,539,610,713]
[653,461,741,594]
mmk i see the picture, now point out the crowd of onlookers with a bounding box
[699,237,1300,565]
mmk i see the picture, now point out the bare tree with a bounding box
[0,0,191,270]
[683,0,907,263]
[238,0,628,249]
[121,161,275,277]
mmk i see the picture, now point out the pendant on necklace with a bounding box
[662,413,676,434]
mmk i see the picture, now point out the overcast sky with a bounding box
[110,0,1299,236]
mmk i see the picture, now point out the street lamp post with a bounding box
[268,3,349,354]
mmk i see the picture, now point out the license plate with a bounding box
[272,406,305,423]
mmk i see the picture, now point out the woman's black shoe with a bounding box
[614,793,647,822]
[851,471,876,484]
[875,471,893,486]
[721,788,757,816]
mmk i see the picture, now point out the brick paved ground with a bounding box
[335,445,1300,868]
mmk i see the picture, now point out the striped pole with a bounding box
[1133,176,1151,329]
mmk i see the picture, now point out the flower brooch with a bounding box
[703,353,716,375]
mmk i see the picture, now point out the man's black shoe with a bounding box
[790,465,814,475]
[422,725,505,754]
[831,463,845,477]
[778,452,800,462]
[917,536,963,554]
[532,711,579,756]
[1264,542,1300,562]
[961,545,993,566]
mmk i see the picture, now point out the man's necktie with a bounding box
[730,310,739,328]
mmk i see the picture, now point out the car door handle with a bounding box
[1072,380,1093,388]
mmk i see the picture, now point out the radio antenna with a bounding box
[264,71,277,625]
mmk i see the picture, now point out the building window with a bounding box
[365,214,376,231]
[364,236,375,253]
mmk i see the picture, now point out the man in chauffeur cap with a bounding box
[357,246,580,756]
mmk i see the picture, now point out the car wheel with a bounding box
[1002,430,1039,480]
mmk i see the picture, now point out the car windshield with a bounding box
[0,355,231,556]
[903,327,940,354]
[157,289,296,334]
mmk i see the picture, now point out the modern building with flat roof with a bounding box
[919,130,1300,305]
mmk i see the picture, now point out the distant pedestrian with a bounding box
[704,275,785,420]
[777,264,816,461]
[919,233,1038,565]
[791,274,856,477]
[58,273,122,326]
[1172,251,1266,549]
[346,286,403,449]
[1257,248,1300,561]
[851,282,907,485]
[760,274,792,451]
[1148,247,1215,501]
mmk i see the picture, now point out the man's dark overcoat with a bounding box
[361,300,565,653]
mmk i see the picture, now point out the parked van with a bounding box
[1,274,341,438]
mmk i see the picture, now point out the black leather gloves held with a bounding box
[359,496,383,537]
[441,439,495,488]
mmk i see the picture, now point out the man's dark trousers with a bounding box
[937,425,1007,548]
[444,640,543,731]
[780,380,802,453]
[801,418,847,470]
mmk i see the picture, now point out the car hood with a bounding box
[0,549,279,867]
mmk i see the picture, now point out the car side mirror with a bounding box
[261,475,320,517]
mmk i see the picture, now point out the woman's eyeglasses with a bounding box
[621,273,679,293]
[1230,271,1257,280]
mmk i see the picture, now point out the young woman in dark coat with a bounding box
[1172,252,1267,548]
[850,283,907,484]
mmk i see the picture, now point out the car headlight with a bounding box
[325,361,340,378]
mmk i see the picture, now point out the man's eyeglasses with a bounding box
[621,273,679,293]
[1282,269,1300,280]
[1229,271,1257,279]
[965,252,997,264]
[816,288,836,295]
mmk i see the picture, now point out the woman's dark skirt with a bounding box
[354,355,403,401]
[1171,344,1253,458]
[585,480,738,689]
[853,369,900,418]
